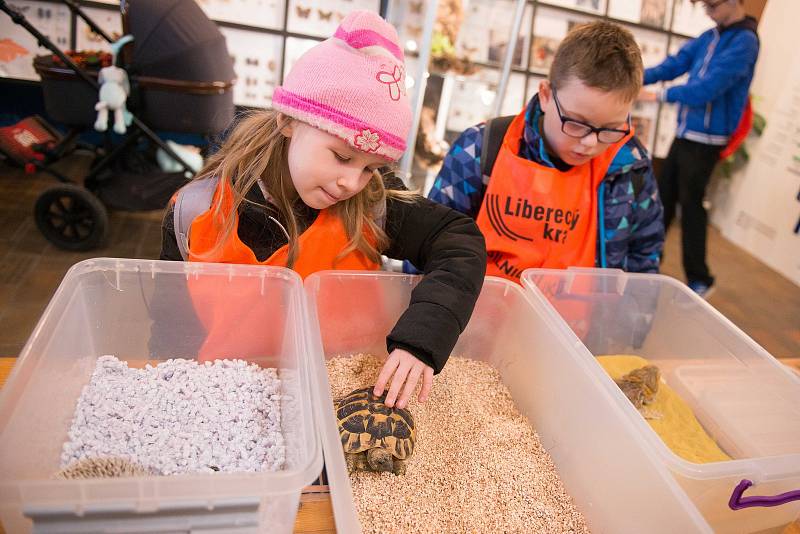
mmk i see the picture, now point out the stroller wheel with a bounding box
[34,184,109,251]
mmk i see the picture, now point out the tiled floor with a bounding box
[0,154,798,359]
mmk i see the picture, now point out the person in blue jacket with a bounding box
[641,0,759,297]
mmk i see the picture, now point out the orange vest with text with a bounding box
[475,110,633,282]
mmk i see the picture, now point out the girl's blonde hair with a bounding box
[190,110,416,267]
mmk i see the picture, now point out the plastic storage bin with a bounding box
[0,259,322,533]
[522,267,800,533]
[304,271,713,534]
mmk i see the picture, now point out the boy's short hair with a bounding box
[550,21,644,102]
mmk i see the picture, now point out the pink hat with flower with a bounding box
[271,11,412,162]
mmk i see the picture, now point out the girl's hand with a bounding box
[373,348,433,409]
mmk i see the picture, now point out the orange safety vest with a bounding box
[182,178,381,364]
[187,178,381,277]
[475,110,632,282]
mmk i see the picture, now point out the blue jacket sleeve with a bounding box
[664,32,759,107]
[427,124,486,219]
[626,164,664,274]
[643,38,700,85]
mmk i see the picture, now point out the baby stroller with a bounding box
[0,0,235,250]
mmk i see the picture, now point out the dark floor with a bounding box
[0,155,798,359]
[0,155,163,356]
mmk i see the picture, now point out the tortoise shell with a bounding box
[335,386,415,459]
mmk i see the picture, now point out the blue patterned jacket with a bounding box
[428,96,664,273]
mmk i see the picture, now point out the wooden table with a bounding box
[0,357,336,534]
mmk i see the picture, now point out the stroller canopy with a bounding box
[126,0,235,84]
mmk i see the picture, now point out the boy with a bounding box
[429,22,664,281]
[640,0,759,297]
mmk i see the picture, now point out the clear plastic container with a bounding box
[0,259,323,534]
[304,271,713,534]
[522,267,800,533]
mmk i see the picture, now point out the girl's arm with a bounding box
[382,176,487,375]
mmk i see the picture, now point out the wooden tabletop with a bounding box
[0,357,336,534]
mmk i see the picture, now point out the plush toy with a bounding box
[94,35,134,135]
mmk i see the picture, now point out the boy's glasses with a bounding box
[551,88,631,144]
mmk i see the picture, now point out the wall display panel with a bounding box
[530,6,596,75]
[671,0,714,37]
[402,55,421,93]
[630,99,659,153]
[287,0,380,38]
[282,36,319,82]
[75,6,121,53]
[388,0,426,54]
[501,72,528,116]
[445,67,503,135]
[525,74,546,104]
[456,0,533,69]
[0,0,721,170]
[0,0,70,80]
[443,70,530,134]
[196,0,284,31]
[608,0,672,29]
[654,101,678,158]
[625,24,669,68]
[221,27,282,108]
[539,0,607,16]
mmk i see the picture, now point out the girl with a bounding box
[160,11,486,410]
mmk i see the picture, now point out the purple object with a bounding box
[729,479,800,510]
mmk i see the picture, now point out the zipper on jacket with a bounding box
[705,102,712,129]
[699,29,719,78]
[257,179,291,242]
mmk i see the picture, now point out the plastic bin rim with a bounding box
[0,257,323,504]
[64,257,304,284]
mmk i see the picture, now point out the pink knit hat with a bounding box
[272,11,412,162]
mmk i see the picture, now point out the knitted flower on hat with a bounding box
[272,11,412,161]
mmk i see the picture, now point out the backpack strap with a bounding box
[480,115,515,178]
[173,176,219,261]
[632,173,645,199]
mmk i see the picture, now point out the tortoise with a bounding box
[614,365,662,419]
[334,386,415,475]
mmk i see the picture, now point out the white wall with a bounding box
[710,0,800,286]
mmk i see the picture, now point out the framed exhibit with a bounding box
[0,0,70,80]
[0,0,722,161]
[196,0,284,31]
[75,6,121,53]
[530,6,594,75]
[287,0,380,38]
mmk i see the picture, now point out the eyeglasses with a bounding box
[551,88,631,144]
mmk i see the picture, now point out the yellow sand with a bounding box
[598,355,731,464]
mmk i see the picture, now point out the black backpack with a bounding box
[479,115,646,197]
